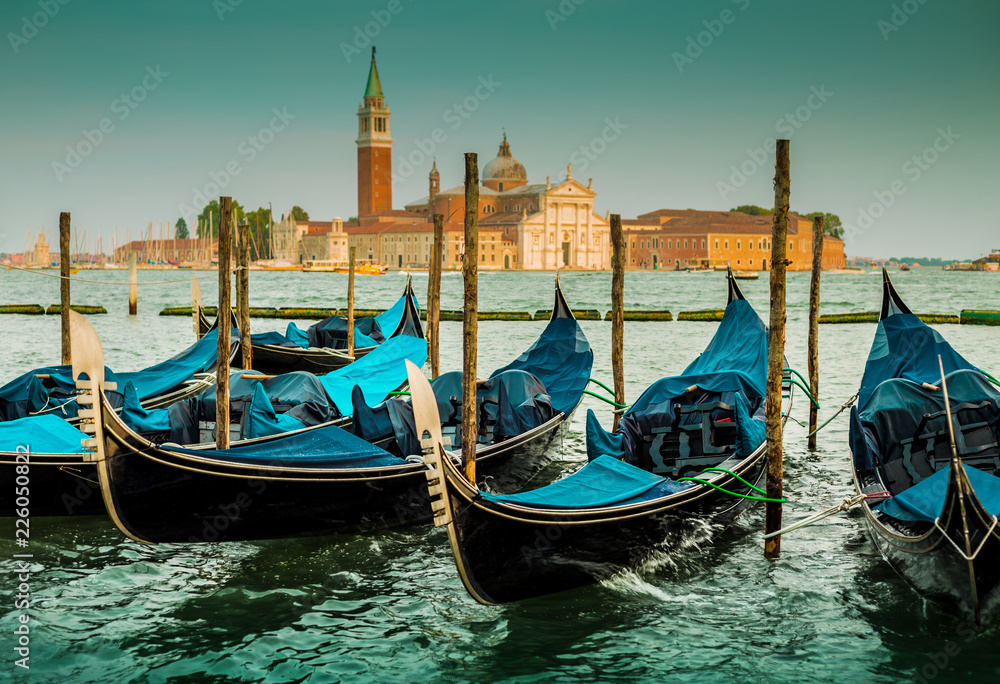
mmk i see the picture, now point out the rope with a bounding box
[782,367,810,388]
[805,391,859,438]
[980,368,1000,388]
[588,377,617,397]
[4,263,222,286]
[761,491,893,539]
[784,377,820,409]
[676,476,786,503]
[583,389,627,408]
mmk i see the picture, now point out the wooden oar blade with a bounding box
[405,360,452,527]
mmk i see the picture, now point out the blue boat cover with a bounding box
[163,421,405,469]
[489,315,593,416]
[284,322,310,348]
[375,291,419,338]
[121,381,171,434]
[319,334,428,416]
[0,366,122,422]
[273,291,419,351]
[624,299,767,416]
[480,455,691,509]
[858,313,978,409]
[0,414,88,454]
[245,382,308,439]
[586,298,767,466]
[117,324,238,402]
[874,464,1000,522]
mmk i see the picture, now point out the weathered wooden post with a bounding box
[216,197,233,450]
[429,213,444,378]
[462,153,479,484]
[347,246,356,359]
[59,212,71,364]
[764,140,790,559]
[128,253,137,316]
[191,276,202,339]
[610,213,626,431]
[807,214,824,450]
[237,219,252,370]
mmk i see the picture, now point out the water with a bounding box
[1,267,999,683]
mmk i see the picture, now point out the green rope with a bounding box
[700,467,766,495]
[980,369,1000,388]
[588,377,617,397]
[785,377,820,409]
[783,367,810,388]
[583,389,627,408]
[677,476,786,503]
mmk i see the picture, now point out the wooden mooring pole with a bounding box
[216,196,233,450]
[347,246,356,359]
[59,212,71,364]
[462,154,479,484]
[428,213,444,378]
[807,214,824,450]
[237,219,252,370]
[765,140,790,559]
[610,213,626,431]
[128,253,137,316]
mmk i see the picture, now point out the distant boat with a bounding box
[686,267,712,274]
[733,270,759,280]
[899,264,911,271]
[302,260,387,275]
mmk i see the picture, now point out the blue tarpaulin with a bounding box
[121,381,171,434]
[0,365,121,422]
[273,291,420,351]
[319,334,428,416]
[874,464,1000,522]
[586,297,768,466]
[163,421,405,469]
[117,324,236,402]
[245,382,308,439]
[489,316,593,416]
[0,414,88,454]
[858,313,978,409]
[624,299,767,416]
[481,455,691,509]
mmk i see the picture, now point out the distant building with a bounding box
[113,239,217,265]
[621,209,845,271]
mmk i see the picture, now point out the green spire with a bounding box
[364,46,384,99]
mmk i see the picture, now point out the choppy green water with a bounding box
[1,267,998,683]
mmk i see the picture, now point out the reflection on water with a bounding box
[1,269,999,682]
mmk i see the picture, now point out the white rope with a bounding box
[3,264,227,286]
[806,391,859,437]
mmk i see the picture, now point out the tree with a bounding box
[804,212,844,240]
[730,205,772,216]
[290,205,310,221]
[196,199,245,238]
[175,217,189,240]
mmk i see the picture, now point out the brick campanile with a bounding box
[356,46,392,218]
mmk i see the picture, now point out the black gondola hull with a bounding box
[0,454,104,516]
[98,395,571,543]
[438,449,767,604]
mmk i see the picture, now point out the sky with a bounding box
[1,0,997,259]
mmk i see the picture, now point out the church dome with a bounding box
[482,134,527,182]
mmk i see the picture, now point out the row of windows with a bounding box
[359,117,387,134]
[630,238,705,250]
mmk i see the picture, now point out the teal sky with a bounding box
[1,0,997,258]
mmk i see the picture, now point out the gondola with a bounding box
[0,315,240,517]
[409,271,793,605]
[849,269,1000,623]
[196,278,424,375]
[73,279,593,542]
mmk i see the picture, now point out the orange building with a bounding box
[622,209,845,271]
[356,48,392,218]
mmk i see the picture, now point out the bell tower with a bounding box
[356,47,392,218]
